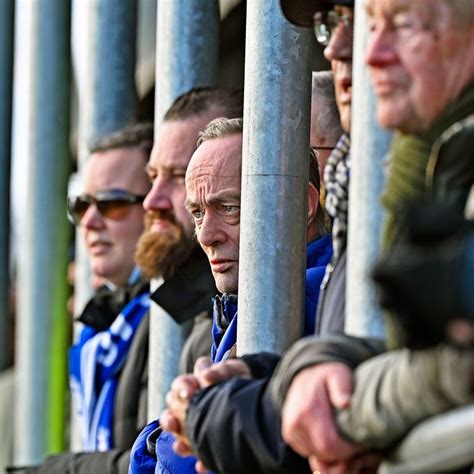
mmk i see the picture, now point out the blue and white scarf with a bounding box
[69,291,150,451]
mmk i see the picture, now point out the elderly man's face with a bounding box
[366,0,474,133]
[185,134,242,294]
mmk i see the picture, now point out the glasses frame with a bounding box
[67,188,146,226]
[313,10,353,47]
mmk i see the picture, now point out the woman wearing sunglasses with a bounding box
[12,124,155,474]
[68,139,151,289]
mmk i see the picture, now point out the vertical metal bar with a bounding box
[148,0,219,420]
[72,0,138,314]
[154,0,219,127]
[345,1,392,339]
[70,0,138,449]
[12,0,71,464]
[0,0,14,372]
[236,1,313,356]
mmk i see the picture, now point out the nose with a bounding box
[324,23,353,62]
[143,176,172,213]
[365,26,397,67]
[197,212,227,249]
[81,203,105,230]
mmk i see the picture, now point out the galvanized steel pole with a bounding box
[236,1,313,356]
[12,0,71,463]
[345,0,392,339]
[154,0,218,126]
[148,0,219,419]
[0,0,14,372]
[72,0,138,315]
[70,0,138,450]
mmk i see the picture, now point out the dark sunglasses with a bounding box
[67,189,146,226]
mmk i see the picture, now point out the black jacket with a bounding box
[186,370,311,474]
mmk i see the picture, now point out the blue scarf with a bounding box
[69,291,150,451]
[210,294,238,363]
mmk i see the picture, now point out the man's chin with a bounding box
[215,276,238,295]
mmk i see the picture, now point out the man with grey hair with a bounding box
[274,0,474,472]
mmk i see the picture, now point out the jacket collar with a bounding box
[78,277,149,331]
[150,246,217,324]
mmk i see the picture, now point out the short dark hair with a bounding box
[90,122,154,157]
[164,87,244,122]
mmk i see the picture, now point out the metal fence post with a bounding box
[345,0,392,339]
[236,1,313,356]
[70,0,139,450]
[72,0,138,315]
[148,0,219,420]
[0,0,14,372]
[12,0,71,463]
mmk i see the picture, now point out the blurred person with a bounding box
[9,123,155,474]
[134,87,244,373]
[271,0,474,472]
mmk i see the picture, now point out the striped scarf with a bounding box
[69,291,150,451]
[324,133,351,261]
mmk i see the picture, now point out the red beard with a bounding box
[134,211,195,280]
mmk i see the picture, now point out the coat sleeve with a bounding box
[186,378,311,474]
[269,334,385,412]
[336,344,474,449]
[24,449,131,474]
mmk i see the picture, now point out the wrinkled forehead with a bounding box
[367,0,436,19]
[186,136,243,182]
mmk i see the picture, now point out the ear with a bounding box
[307,182,319,229]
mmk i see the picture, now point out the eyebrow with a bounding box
[184,191,241,212]
[145,163,186,175]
